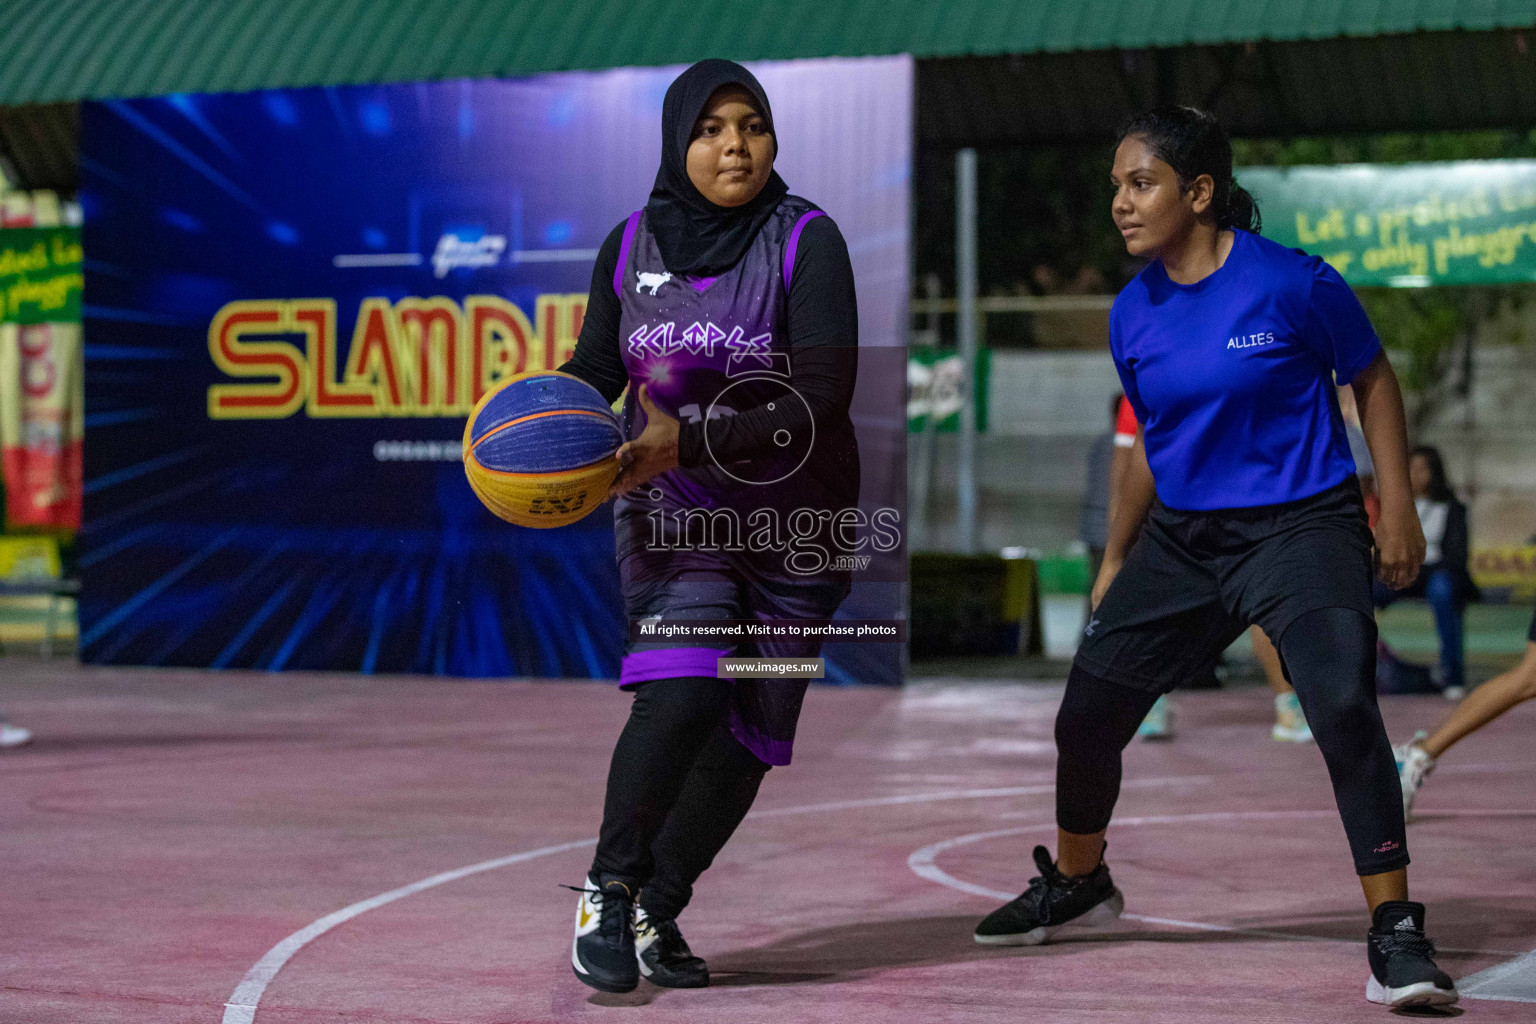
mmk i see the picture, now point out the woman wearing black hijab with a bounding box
[557,59,860,993]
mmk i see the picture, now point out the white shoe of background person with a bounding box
[1270,690,1314,742]
[1394,731,1436,823]
[1136,695,1175,741]
[0,721,33,748]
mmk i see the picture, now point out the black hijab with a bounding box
[646,59,790,277]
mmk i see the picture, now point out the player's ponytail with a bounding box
[1118,107,1261,235]
[1224,182,1260,235]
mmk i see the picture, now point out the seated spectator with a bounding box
[1375,446,1476,694]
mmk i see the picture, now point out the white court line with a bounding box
[216,779,1136,1019]
[749,775,1208,819]
[908,810,1528,959]
[218,775,1198,1022]
[1460,948,1536,1003]
[220,788,1527,1021]
[221,839,594,1024]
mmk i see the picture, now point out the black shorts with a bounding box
[1076,478,1375,694]
[1528,603,1536,645]
[615,566,851,766]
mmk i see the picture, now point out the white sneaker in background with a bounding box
[1136,695,1175,741]
[1393,732,1435,823]
[1271,691,1314,743]
[0,722,33,748]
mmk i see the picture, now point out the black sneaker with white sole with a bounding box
[568,875,639,993]
[635,906,709,988]
[973,845,1124,946]
[1366,901,1457,1007]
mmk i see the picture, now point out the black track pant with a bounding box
[1057,606,1408,875]
[590,676,770,920]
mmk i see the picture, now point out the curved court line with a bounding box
[748,775,1207,820]
[221,839,595,1024]
[908,810,1529,958]
[219,774,1202,1022]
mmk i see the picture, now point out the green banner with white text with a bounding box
[1242,160,1536,287]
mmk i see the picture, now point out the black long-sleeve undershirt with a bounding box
[559,213,858,468]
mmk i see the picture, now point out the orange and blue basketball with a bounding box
[462,371,623,528]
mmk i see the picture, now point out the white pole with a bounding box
[956,147,979,555]
[910,274,941,551]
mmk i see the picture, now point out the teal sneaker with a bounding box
[1270,691,1314,743]
[1136,695,1175,741]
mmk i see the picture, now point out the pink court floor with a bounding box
[2,661,1534,1024]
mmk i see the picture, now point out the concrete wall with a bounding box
[1416,338,1536,545]
[911,337,1536,553]
[909,351,1121,553]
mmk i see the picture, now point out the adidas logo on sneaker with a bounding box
[1366,901,1456,1008]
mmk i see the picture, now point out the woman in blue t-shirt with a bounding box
[972,108,1456,1009]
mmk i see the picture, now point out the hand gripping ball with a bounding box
[462,371,623,528]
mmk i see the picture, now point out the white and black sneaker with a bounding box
[635,906,709,988]
[568,875,639,993]
[1365,901,1457,1007]
[973,844,1124,945]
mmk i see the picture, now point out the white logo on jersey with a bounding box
[625,319,789,378]
[679,321,727,356]
[627,321,765,359]
[636,271,672,295]
[1227,331,1276,350]
[725,329,786,377]
[628,322,675,357]
[724,328,772,361]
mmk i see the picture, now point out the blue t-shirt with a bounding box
[1110,229,1381,511]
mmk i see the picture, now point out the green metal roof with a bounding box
[3,0,1536,105]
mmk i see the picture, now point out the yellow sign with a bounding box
[0,535,62,582]
[206,293,586,420]
[1471,545,1536,601]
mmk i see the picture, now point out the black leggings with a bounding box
[591,677,770,920]
[1056,607,1408,875]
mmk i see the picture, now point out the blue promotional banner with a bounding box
[79,58,910,680]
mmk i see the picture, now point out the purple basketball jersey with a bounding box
[613,197,857,582]
[608,199,861,765]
